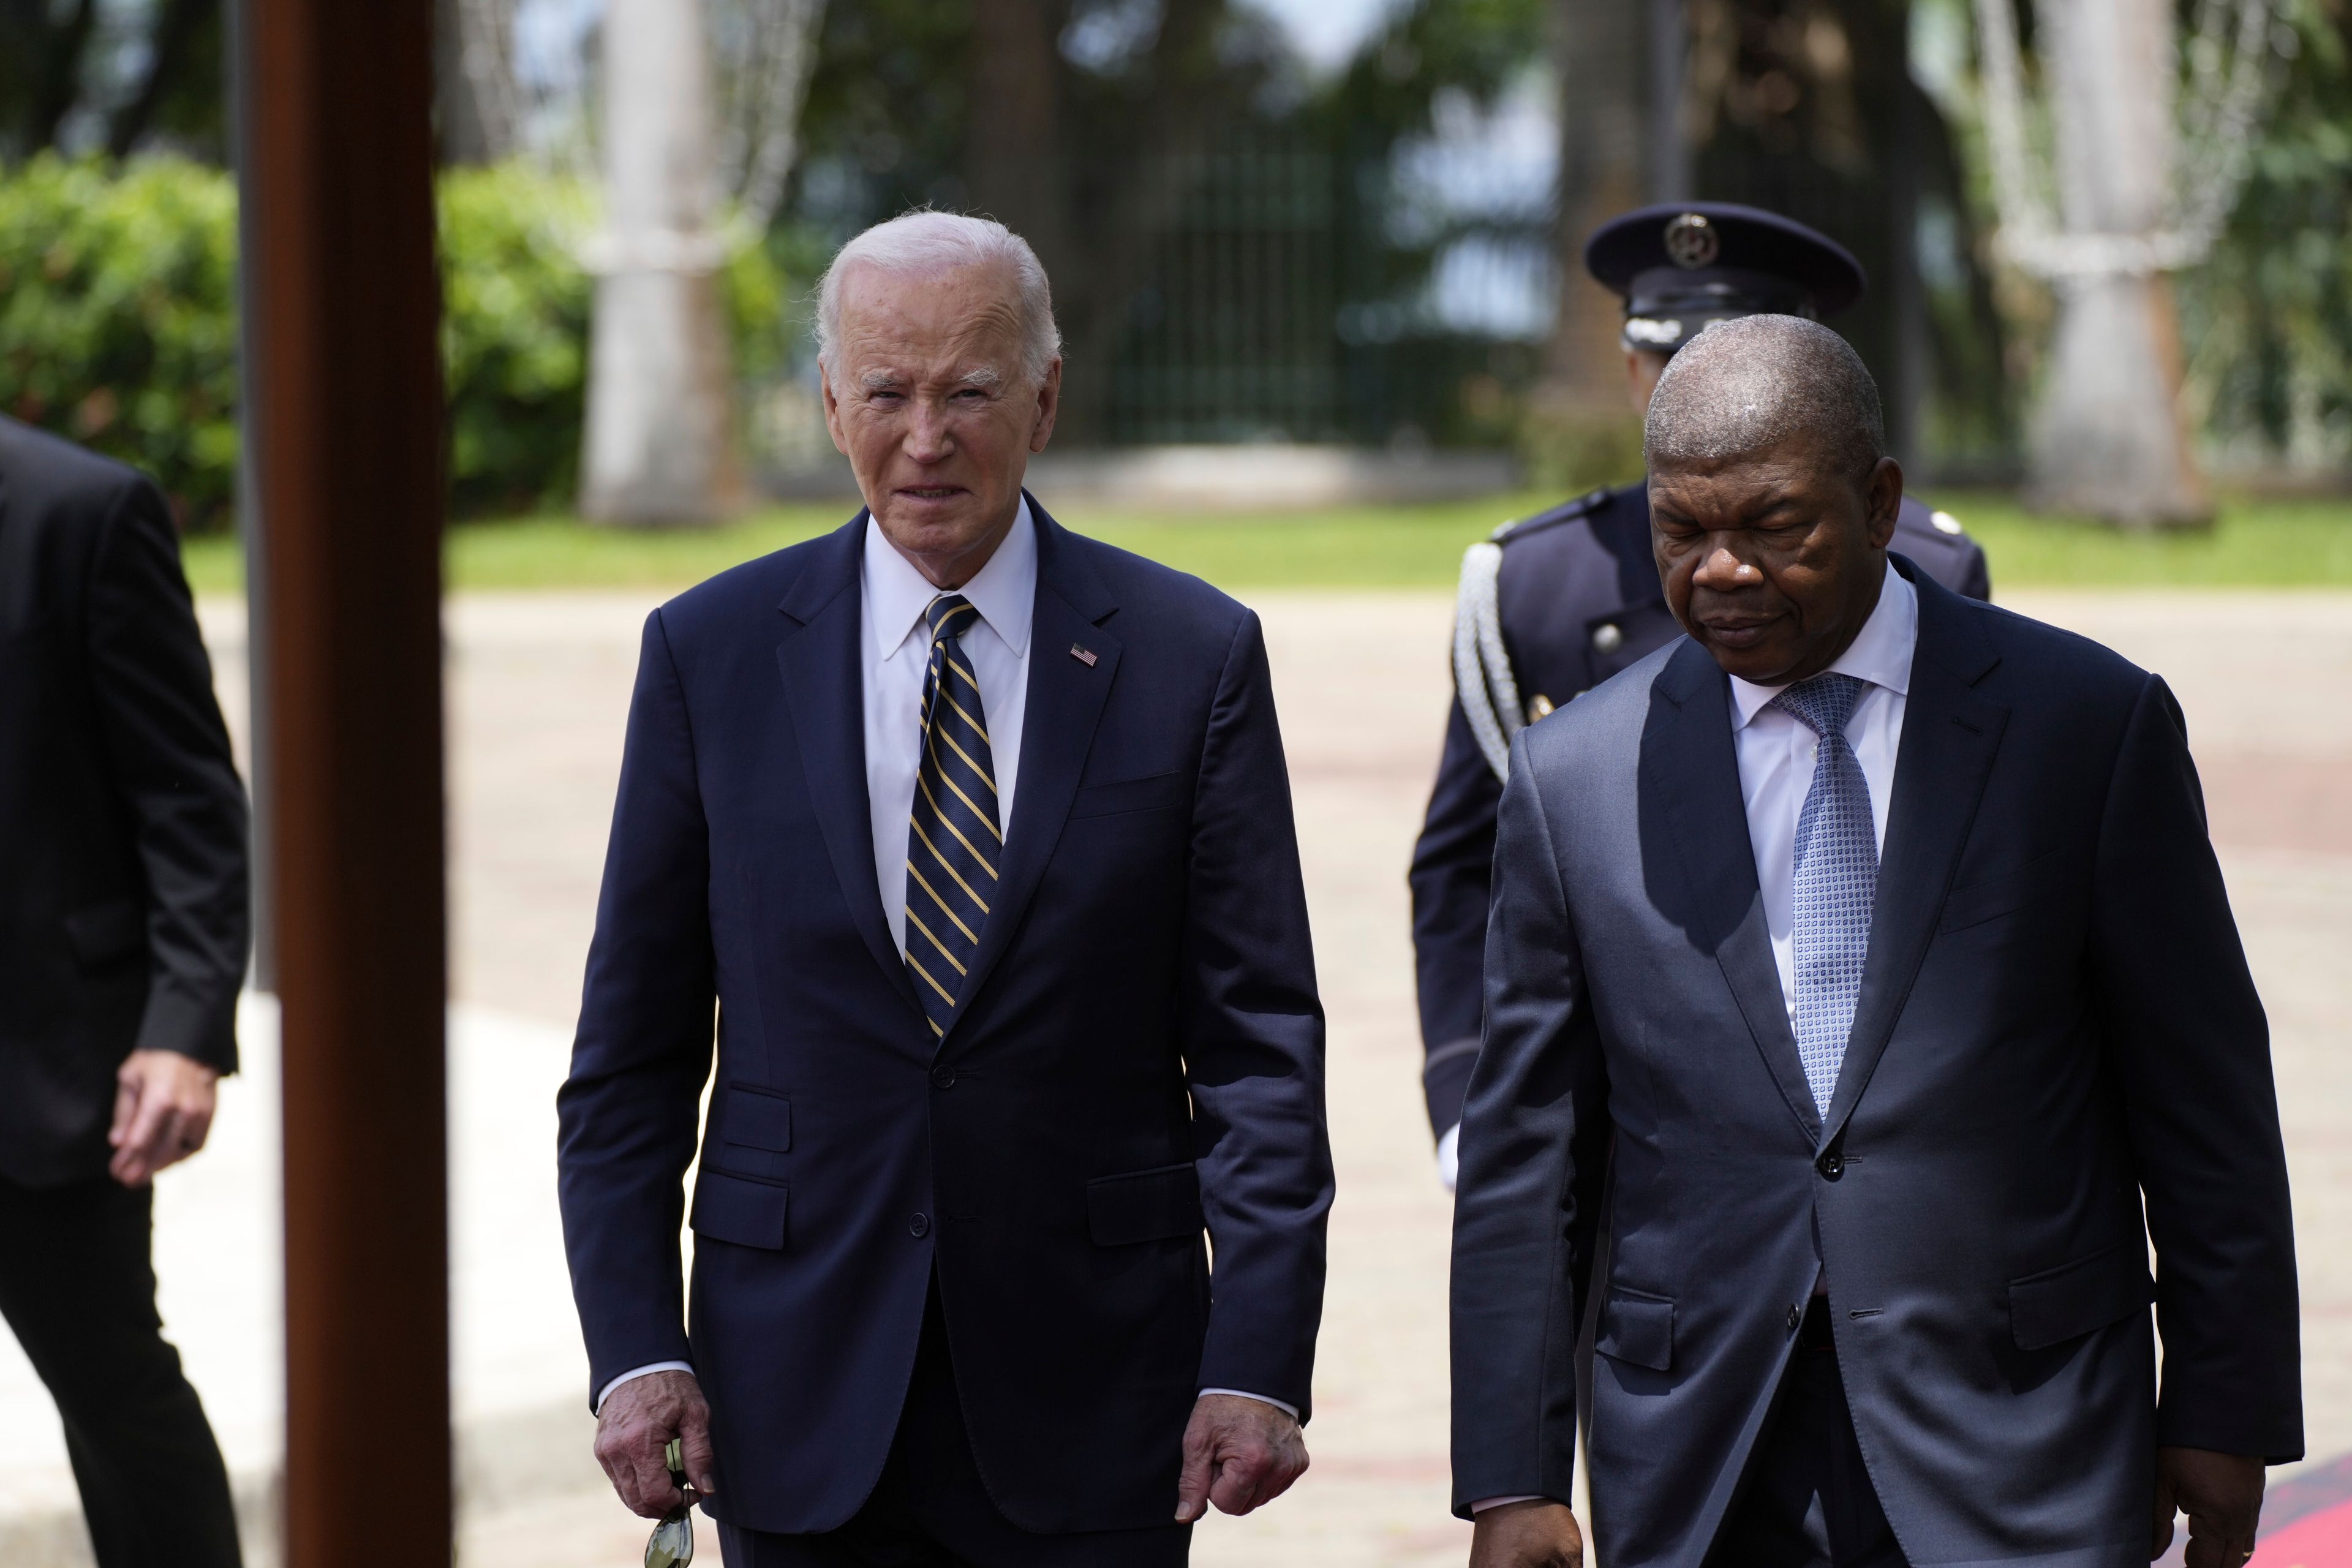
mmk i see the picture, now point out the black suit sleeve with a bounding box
[1181,610,1334,1419]
[1408,696,1502,1137]
[86,477,249,1071]
[1449,730,1608,1513]
[2090,674,2301,1461]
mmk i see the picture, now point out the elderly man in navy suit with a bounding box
[1452,316,2299,1568]
[557,211,1333,1567]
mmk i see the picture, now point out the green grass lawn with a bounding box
[178,486,2352,597]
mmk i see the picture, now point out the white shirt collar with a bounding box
[1728,560,1918,730]
[863,496,1038,665]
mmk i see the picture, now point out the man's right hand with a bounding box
[594,1370,718,1517]
[1469,1499,1583,1567]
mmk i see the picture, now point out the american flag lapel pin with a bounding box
[1069,644,1098,667]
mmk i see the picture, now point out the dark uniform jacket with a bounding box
[0,417,249,1186]
[1452,559,2298,1564]
[1411,480,1988,1134]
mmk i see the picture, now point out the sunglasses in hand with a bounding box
[645,1436,699,1567]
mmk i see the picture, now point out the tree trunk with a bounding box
[582,0,745,527]
[2029,0,2210,524]
[1541,0,1653,426]
[433,0,514,165]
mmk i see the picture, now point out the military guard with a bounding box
[1411,203,1992,1183]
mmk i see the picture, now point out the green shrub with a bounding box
[0,155,241,526]
[436,164,598,516]
[0,154,797,525]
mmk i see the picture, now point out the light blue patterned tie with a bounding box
[1772,673,1877,1116]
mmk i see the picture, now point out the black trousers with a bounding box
[720,1283,1191,1568]
[1708,1299,1909,1568]
[0,1175,241,1568]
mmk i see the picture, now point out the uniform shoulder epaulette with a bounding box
[1492,487,1613,546]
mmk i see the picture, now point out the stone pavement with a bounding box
[0,584,2343,1566]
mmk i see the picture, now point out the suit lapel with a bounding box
[1640,641,1820,1141]
[950,500,1121,1035]
[1820,569,2007,1146]
[774,514,925,1022]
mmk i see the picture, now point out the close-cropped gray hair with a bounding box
[1645,314,1885,482]
[815,211,1063,386]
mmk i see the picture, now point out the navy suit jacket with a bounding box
[1451,560,2300,1567]
[557,500,1332,1536]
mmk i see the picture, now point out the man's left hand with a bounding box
[108,1049,219,1187]
[2152,1446,2266,1567]
[1174,1393,1308,1523]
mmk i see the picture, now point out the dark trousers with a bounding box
[720,1283,1191,1568]
[1708,1299,1908,1568]
[0,1175,241,1568]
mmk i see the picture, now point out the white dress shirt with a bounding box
[1728,564,1915,1025]
[862,500,1036,954]
[597,500,1293,1423]
[1468,565,1917,1513]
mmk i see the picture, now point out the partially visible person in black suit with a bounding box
[0,416,250,1567]
[560,212,1332,1566]
[1452,318,2299,1568]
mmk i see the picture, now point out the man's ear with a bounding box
[1864,456,1904,549]
[1029,358,1064,454]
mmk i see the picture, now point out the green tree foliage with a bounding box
[0,156,794,524]
[2179,0,2352,464]
[0,154,239,522]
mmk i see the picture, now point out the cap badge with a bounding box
[1664,213,1719,270]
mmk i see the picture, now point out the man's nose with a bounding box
[1691,542,1760,589]
[903,400,954,461]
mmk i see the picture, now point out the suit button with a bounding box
[909,1213,930,1238]
[931,1066,956,1090]
[1787,1304,1803,1332]
[1818,1152,1845,1181]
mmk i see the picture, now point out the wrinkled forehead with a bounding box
[832,259,1027,379]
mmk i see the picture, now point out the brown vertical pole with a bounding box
[239,2,451,1563]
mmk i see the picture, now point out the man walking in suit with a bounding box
[0,417,250,1566]
[1451,317,2299,1568]
[559,211,1333,1566]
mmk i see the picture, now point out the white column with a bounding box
[582,0,745,526]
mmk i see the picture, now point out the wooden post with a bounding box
[238,2,452,1562]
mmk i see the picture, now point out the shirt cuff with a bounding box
[1471,1495,1548,1513]
[595,1360,695,1415]
[1436,1124,1461,1192]
[1199,1388,1300,1422]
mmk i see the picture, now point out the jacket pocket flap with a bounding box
[690,1169,790,1250]
[1070,771,1187,820]
[64,899,145,966]
[1086,1162,1202,1246]
[719,1084,792,1152]
[2009,1242,2152,1350]
[1596,1290,1675,1371]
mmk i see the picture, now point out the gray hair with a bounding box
[1645,315,1885,482]
[815,211,1063,387]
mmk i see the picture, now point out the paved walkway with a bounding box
[0,586,2342,1566]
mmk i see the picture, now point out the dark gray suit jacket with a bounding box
[0,417,248,1186]
[1450,559,2300,1567]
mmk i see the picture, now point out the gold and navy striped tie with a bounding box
[903,594,1000,1038]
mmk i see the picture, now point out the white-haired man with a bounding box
[558,211,1335,1567]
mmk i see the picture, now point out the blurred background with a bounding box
[2,2,2350,1566]
[4,0,2350,558]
